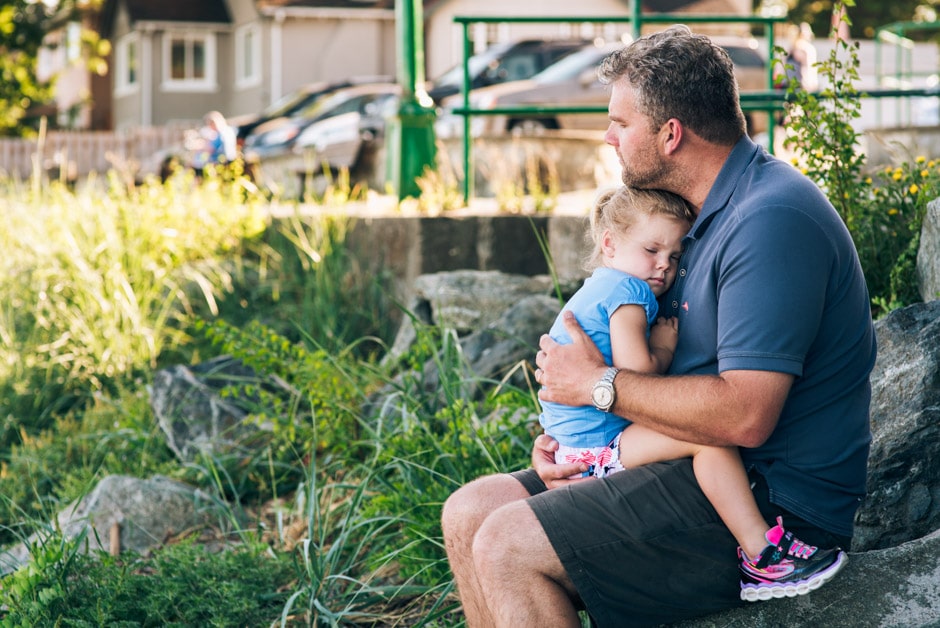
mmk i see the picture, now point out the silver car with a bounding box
[436,37,771,138]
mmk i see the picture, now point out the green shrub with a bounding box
[217,212,397,360]
[1,533,295,627]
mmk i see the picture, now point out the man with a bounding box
[440,25,876,627]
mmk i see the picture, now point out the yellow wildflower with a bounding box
[916,155,927,164]
[893,169,903,181]
[910,183,919,194]
[888,208,899,215]
[921,169,929,179]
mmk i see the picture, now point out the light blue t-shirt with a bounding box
[539,266,658,448]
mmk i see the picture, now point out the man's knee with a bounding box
[472,499,541,575]
[442,473,529,545]
[441,483,476,543]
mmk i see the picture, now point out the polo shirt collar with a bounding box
[688,136,761,240]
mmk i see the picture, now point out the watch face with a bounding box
[592,386,613,408]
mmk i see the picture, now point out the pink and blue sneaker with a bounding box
[739,516,847,602]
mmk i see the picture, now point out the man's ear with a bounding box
[660,118,683,155]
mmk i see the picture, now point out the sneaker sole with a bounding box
[740,550,848,602]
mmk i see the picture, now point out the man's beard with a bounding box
[620,153,670,190]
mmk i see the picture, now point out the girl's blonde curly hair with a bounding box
[584,185,694,272]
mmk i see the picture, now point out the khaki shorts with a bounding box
[513,459,848,627]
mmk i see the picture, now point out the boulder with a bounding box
[0,475,231,575]
[150,355,266,463]
[367,291,561,421]
[384,270,560,364]
[855,300,940,551]
[918,197,940,302]
[670,527,940,627]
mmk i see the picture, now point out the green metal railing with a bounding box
[874,21,940,127]
[451,14,788,200]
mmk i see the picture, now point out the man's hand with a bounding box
[532,433,589,489]
[536,311,607,407]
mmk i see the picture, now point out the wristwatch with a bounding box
[591,367,620,412]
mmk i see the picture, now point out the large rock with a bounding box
[919,197,940,302]
[150,355,266,463]
[369,271,567,421]
[670,527,940,627]
[0,475,230,575]
[385,270,559,363]
[855,300,940,551]
[368,289,561,421]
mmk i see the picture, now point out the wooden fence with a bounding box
[0,124,191,181]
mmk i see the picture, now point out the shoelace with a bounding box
[786,535,817,559]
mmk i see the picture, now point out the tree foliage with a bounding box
[0,0,56,136]
[768,0,940,40]
[0,0,107,136]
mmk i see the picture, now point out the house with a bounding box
[94,0,749,132]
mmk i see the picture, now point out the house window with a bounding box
[115,33,139,96]
[162,31,216,92]
[235,23,261,88]
[66,22,82,63]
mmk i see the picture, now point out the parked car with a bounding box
[435,37,771,138]
[435,41,620,138]
[426,38,589,105]
[245,83,401,196]
[242,83,400,162]
[227,75,392,146]
[291,85,401,174]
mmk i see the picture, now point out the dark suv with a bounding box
[427,38,588,104]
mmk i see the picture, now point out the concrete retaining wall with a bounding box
[341,208,591,306]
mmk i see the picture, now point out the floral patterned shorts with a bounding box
[554,432,625,479]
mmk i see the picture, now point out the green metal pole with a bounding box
[631,0,641,40]
[388,0,437,200]
[462,23,472,202]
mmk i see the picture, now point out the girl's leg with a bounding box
[617,425,770,557]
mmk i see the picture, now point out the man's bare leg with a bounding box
[442,473,532,627]
[473,498,581,627]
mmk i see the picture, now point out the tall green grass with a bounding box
[0,170,267,444]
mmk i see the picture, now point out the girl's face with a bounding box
[602,213,687,297]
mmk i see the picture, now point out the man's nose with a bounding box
[604,124,617,146]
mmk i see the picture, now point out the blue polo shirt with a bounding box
[661,137,876,538]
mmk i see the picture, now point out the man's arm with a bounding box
[536,310,793,448]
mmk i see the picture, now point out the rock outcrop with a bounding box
[0,475,232,575]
